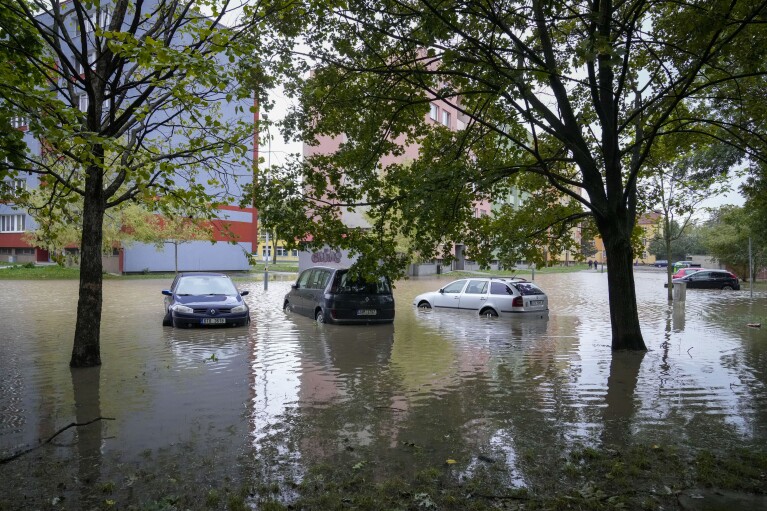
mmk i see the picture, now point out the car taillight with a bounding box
[512,296,523,307]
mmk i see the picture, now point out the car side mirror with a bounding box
[162,290,172,296]
[439,288,444,293]
[292,283,299,289]
[240,290,249,296]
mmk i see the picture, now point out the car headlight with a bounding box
[172,304,194,314]
[231,304,248,313]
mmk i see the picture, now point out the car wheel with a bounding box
[162,311,172,326]
[722,285,734,290]
[417,301,432,310]
[481,308,498,318]
[315,309,325,324]
[172,318,188,328]
[283,301,292,313]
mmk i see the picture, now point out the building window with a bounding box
[429,103,438,120]
[85,8,111,33]
[0,214,25,232]
[78,52,97,75]
[292,249,298,257]
[0,248,11,255]
[79,94,89,112]
[11,116,28,129]
[442,110,451,126]
[4,178,25,191]
[17,248,34,255]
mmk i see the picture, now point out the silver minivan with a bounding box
[283,266,395,324]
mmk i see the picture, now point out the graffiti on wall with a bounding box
[311,248,343,264]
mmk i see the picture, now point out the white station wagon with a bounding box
[413,277,549,317]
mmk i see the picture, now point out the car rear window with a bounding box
[331,271,392,295]
[512,283,545,296]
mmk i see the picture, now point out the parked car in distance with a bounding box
[672,260,701,272]
[654,260,668,268]
[672,267,704,279]
[283,266,395,324]
[413,277,548,317]
[672,269,740,290]
[162,272,250,328]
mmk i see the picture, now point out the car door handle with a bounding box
[480,297,487,301]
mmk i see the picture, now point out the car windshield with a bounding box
[331,271,392,295]
[176,276,238,296]
[513,283,545,296]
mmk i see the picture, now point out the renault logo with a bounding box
[209,308,217,315]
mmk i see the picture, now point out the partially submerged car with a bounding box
[162,272,250,328]
[413,277,548,317]
[283,266,395,324]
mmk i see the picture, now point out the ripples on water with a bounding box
[1,270,766,506]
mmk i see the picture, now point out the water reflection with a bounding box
[0,272,766,508]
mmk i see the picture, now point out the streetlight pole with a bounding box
[263,114,271,290]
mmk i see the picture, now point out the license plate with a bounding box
[202,318,226,324]
[357,309,378,316]
[530,300,544,306]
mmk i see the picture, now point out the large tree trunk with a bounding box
[70,165,105,368]
[600,223,648,351]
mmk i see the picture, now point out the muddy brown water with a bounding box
[1,270,766,508]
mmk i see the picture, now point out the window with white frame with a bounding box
[78,52,97,75]
[442,110,451,126]
[11,179,25,191]
[98,9,112,31]
[11,116,28,129]
[429,103,438,120]
[0,214,25,232]
[79,94,89,112]
[85,8,111,33]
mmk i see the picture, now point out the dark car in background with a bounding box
[283,266,395,324]
[162,272,250,328]
[673,269,740,290]
[654,260,668,268]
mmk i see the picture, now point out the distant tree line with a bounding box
[648,204,767,280]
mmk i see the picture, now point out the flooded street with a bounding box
[1,270,766,508]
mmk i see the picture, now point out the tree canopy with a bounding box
[257,0,767,350]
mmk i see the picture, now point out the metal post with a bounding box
[749,236,753,299]
[264,228,269,291]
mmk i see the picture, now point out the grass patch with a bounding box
[242,444,767,511]
[0,263,82,280]
[250,262,299,273]
[445,264,592,278]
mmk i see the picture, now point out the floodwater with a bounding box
[1,270,766,508]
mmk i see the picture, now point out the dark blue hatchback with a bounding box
[162,272,250,328]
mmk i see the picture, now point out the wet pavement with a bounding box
[1,270,766,508]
